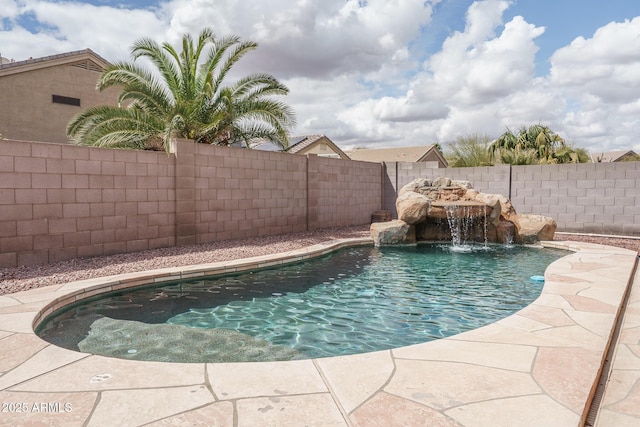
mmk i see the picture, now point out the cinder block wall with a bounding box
[311,156,383,229]
[384,161,640,236]
[3,137,639,268]
[0,139,383,268]
[0,139,175,268]
[190,142,308,244]
[510,162,640,235]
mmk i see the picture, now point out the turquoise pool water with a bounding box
[37,243,566,362]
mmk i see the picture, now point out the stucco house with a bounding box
[347,145,448,168]
[0,49,119,144]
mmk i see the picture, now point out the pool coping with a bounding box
[0,239,638,426]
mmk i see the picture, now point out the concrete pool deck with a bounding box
[0,239,638,426]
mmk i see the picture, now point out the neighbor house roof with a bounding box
[589,150,639,163]
[286,135,350,159]
[0,49,109,77]
[347,145,448,167]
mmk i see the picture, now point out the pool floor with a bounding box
[0,239,638,426]
[37,244,566,362]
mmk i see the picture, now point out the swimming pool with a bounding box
[36,243,566,363]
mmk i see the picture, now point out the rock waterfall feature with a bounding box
[371,177,557,247]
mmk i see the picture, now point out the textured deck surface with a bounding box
[0,239,638,426]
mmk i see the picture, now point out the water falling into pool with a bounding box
[444,204,489,251]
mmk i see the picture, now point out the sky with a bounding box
[2,0,640,154]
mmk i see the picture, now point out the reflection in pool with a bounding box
[36,243,567,362]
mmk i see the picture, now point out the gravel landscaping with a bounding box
[0,225,370,296]
[1,226,637,297]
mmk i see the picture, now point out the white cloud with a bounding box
[1,0,21,19]
[550,17,640,103]
[495,80,564,124]
[1,0,165,61]
[373,93,450,122]
[2,0,640,152]
[547,16,640,151]
[285,74,373,140]
[336,0,640,152]
[164,0,435,79]
[339,0,546,145]
[421,2,544,105]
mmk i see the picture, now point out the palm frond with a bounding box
[67,28,295,152]
[131,37,181,97]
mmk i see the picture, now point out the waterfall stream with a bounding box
[444,204,488,250]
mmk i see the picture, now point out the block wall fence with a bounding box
[0,139,382,268]
[1,138,639,268]
[383,161,640,236]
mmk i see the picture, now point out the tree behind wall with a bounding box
[67,27,296,153]
[444,134,494,167]
[489,124,588,165]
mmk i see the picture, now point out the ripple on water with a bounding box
[77,317,304,363]
[38,243,566,363]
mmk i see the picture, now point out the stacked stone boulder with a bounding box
[370,177,556,246]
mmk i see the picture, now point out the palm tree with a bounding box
[550,145,590,164]
[67,28,296,152]
[497,147,538,165]
[489,126,521,156]
[489,124,587,165]
[524,124,566,162]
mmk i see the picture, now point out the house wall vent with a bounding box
[52,94,81,106]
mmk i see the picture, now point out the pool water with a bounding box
[37,243,567,363]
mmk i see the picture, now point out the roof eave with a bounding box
[0,49,110,77]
